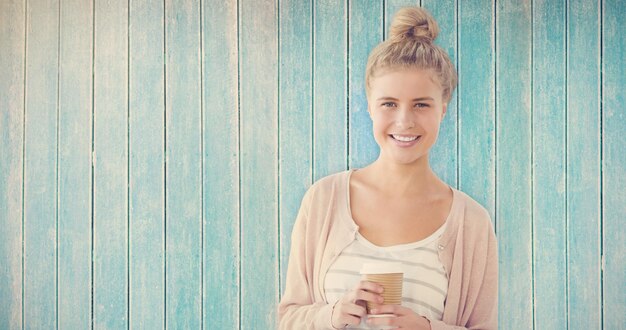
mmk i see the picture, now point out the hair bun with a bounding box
[389,7,439,43]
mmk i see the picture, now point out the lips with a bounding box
[390,134,420,142]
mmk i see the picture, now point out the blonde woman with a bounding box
[279,7,497,330]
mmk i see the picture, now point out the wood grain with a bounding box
[129,0,165,328]
[93,0,128,327]
[496,1,533,329]
[313,0,348,180]
[458,0,495,219]
[0,0,25,328]
[57,0,92,328]
[532,0,567,328]
[202,0,240,328]
[278,0,313,296]
[165,0,203,327]
[239,0,279,328]
[348,0,383,169]
[23,0,58,328]
[602,0,626,327]
[567,0,602,327]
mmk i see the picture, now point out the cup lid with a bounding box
[359,262,404,274]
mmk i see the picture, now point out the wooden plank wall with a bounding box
[0,0,624,329]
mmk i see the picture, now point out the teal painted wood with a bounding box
[23,0,58,328]
[348,0,382,169]
[602,1,626,327]
[496,1,533,329]
[458,0,495,219]
[202,0,240,328]
[313,0,348,180]
[129,0,165,328]
[567,0,603,328]
[239,0,279,328]
[57,0,92,328]
[278,0,313,296]
[93,0,129,328]
[532,0,567,328]
[0,0,24,328]
[165,0,202,327]
[423,0,459,188]
[3,1,626,329]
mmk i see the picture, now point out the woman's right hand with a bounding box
[331,280,384,329]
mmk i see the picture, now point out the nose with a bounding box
[395,107,415,129]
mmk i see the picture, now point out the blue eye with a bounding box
[415,103,430,109]
[382,102,396,108]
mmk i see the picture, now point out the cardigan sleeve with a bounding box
[277,191,336,330]
[429,212,499,330]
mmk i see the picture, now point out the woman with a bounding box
[278,6,497,330]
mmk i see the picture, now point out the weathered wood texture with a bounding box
[0,0,623,329]
[533,0,568,328]
[58,0,92,328]
[93,0,128,328]
[202,0,240,328]
[0,0,25,328]
[129,0,165,328]
[165,0,203,327]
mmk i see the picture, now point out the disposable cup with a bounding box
[359,262,404,314]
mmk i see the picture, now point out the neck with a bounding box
[365,154,442,197]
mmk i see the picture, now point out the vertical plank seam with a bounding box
[382,0,386,40]
[276,0,281,307]
[564,0,570,329]
[311,0,315,185]
[455,0,460,190]
[492,0,497,236]
[126,0,131,328]
[598,0,604,328]
[530,0,536,329]
[162,0,167,326]
[345,0,352,169]
[22,0,27,328]
[199,0,204,327]
[90,0,95,327]
[56,0,61,328]
[564,0,569,327]
[236,0,242,327]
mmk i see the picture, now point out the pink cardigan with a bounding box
[278,170,498,329]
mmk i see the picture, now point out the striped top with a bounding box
[324,223,448,328]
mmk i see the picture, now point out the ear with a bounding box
[441,103,448,120]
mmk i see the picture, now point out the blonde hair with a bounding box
[365,7,457,103]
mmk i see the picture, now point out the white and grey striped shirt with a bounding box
[324,223,448,329]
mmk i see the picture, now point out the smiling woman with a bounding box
[278,6,497,330]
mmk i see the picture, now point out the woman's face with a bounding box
[367,68,447,166]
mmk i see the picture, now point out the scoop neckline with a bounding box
[344,168,458,246]
[355,221,448,251]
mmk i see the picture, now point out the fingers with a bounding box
[331,281,386,328]
[332,301,366,327]
[369,304,404,315]
[353,280,384,304]
[357,280,384,294]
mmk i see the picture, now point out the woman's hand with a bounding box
[331,281,384,329]
[367,305,431,329]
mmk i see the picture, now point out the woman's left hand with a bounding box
[367,305,431,329]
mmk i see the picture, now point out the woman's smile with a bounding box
[389,134,422,147]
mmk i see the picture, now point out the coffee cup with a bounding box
[359,262,404,314]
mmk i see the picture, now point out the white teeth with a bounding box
[392,135,419,142]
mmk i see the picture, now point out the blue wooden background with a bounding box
[1,0,624,329]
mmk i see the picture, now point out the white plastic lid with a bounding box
[359,262,404,275]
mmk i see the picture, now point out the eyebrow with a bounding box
[376,96,435,102]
